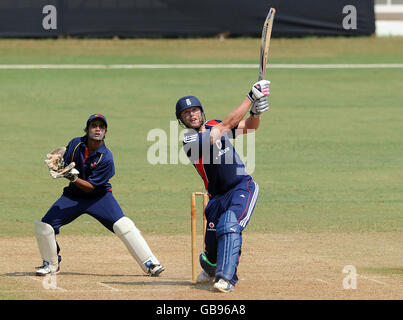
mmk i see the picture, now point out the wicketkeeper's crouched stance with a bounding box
[176,80,270,292]
[35,114,164,276]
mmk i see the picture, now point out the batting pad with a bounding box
[215,211,242,283]
[113,217,159,273]
[34,220,58,266]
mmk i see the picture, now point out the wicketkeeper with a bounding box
[35,114,164,276]
[175,80,270,292]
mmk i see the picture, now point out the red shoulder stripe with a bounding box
[195,157,209,192]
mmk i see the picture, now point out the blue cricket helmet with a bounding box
[175,95,204,120]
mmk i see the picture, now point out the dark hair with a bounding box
[83,120,108,139]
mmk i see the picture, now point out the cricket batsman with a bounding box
[35,114,165,277]
[175,80,270,292]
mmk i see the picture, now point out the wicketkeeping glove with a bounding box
[49,162,79,182]
[247,80,271,102]
[250,96,270,117]
[44,147,66,171]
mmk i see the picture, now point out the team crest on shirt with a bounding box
[90,162,98,168]
[215,140,222,150]
[215,139,230,159]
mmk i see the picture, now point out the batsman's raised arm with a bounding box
[210,79,271,142]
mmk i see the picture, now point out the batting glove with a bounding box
[250,96,270,117]
[247,80,270,102]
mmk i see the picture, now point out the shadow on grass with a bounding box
[4,271,142,277]
[101,280,213,292]
[4,272,213,292]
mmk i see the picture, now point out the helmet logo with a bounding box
[186,98,191,106]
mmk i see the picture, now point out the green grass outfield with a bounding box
[0,37,402,236]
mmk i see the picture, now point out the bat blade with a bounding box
[259,8,276,81]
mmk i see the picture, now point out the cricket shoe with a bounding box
[35,261,60,276]
[213,278,234,293]
[197,270,214,283]
[148,264,165,276]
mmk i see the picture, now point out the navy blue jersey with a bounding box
[62,136,115,198]
[183,120,252,197]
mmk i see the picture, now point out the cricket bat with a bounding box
[258,8,276,81]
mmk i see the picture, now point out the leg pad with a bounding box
[35,220,58,266]
[113,217,160,273]
[215,211,242,283]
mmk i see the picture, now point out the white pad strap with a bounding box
[34,220,58,266]
[113,217,160,273]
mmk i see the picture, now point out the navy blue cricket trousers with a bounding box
[42,191,125,234]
